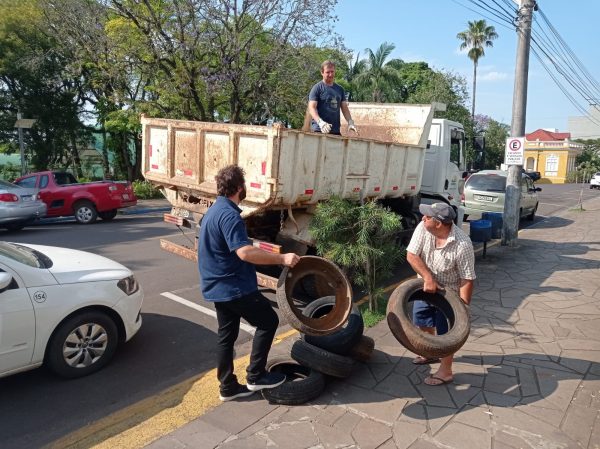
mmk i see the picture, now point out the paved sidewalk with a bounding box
[146,196,600,449]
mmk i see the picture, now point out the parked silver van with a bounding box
[462,170,541,221]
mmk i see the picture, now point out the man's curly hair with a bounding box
[215,164,245,197]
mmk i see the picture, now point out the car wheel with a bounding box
[46,311,119,378]
[4,223,25,232]
[99,209,118,221]
[74,201,98,224]
[527,204,537,221]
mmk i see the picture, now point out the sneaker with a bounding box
[247,372,286,391]
[219,384,255,402]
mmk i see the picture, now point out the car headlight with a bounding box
[117,275,139,295]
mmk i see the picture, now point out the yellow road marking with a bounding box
[46,328,298,449]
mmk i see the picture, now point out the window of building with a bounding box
[545,154,558,177]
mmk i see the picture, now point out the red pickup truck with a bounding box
[14,171,137,224]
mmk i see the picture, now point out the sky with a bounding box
[333,0,600,134]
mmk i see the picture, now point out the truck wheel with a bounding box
[260,355,326,405]
[99,209,118,221]
[291,339,357,378]
[74,201,98,224]
[527,204,537,221]
[45,311,119,378]
[386,278,470,359]
[302,296,364,356]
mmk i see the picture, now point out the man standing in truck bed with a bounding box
[308,60,359,136]
[198,164,300,401]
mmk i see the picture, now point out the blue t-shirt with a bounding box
[198,196,257,302]
[309,81,346,135]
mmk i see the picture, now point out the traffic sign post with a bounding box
[14,112,36,176]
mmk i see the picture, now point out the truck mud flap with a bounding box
[276,256,352,336]
[386,278,470,359]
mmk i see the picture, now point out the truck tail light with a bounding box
[0,193,19,202]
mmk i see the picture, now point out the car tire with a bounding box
[527,204,537,221]
[74,201,98,224]
[46,311,119,378]
[4,223,25,232]
[291,339,357,378]
[301,296,364,356]
[261,355,326,405]
[99,209,118,221]
[386,278,470,359]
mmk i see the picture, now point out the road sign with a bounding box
[14,119,36,129]
[505,137,524,165]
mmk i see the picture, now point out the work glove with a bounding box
[348,119,359,134]
[318,118,332,134]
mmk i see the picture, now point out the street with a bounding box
[0,182,597,449]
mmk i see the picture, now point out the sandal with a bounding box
[412,356,440,365]
[424,375,453,386]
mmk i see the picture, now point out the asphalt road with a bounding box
[0,182,597,449]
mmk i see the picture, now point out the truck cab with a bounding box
[420,118,466,210]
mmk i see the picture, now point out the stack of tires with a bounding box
[262,296,375,405]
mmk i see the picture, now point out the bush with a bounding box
[310,196,405,312]
[133,180,164,199]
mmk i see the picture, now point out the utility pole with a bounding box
[502,0,536,246]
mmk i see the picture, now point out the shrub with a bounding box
[133,180,164,199]
[310,196,405,312]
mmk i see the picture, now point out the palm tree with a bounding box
[353,42,403,102]
[457,20,498,119]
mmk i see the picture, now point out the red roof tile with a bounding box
[526,129,571,141]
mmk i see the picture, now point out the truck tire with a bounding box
[74,200,98,224]
[349,335,375,362]
[291,339,356,378]
[277,256,352,336]
[386,278,470,359]
[260,355,326,405]
[301,296,364,356]
[99,209,118,221]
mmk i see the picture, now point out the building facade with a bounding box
[524,129,584,184]
[568,107,600,140]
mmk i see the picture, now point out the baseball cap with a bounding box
[419,203,456,224]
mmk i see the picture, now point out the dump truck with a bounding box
[141,102,466,288]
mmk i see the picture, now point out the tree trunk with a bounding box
[101,125,110,178]
[471,60,478,119]
[132,131,142,180]
[70,133,83,179]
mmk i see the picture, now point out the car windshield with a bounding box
[466,174,507,192]
[0,242,52,268]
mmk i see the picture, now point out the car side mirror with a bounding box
[0,272,13,291]
[536,187,542,192]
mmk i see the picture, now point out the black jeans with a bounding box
[214,291,279,394]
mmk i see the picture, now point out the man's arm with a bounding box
[459,279,474,305]
[406,252,439,293]
[236,244,299,267]
[340,101,353,122]
[308,100,321,123]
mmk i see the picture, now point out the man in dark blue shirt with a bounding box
[308,60,359,136]
[199,164,300,401]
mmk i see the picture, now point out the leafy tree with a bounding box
[457,20,498,119]
[353,42,403,102]
[573,138,600,180]
[310,196,404,312]
[474,114,509,169]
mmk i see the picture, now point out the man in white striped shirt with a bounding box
[406,202,476,386]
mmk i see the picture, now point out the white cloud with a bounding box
[479,71,509,82]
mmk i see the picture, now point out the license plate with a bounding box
[122,194,130,200]
[21,195,33,202]
[475,194,495,202]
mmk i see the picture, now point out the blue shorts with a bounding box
[412,299,449,335]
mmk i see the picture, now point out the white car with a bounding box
[0,242,143,379]
[590,172,600,190]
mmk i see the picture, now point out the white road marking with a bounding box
[160,292,256,335]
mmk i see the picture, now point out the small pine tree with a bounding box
[310,196,405,311]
